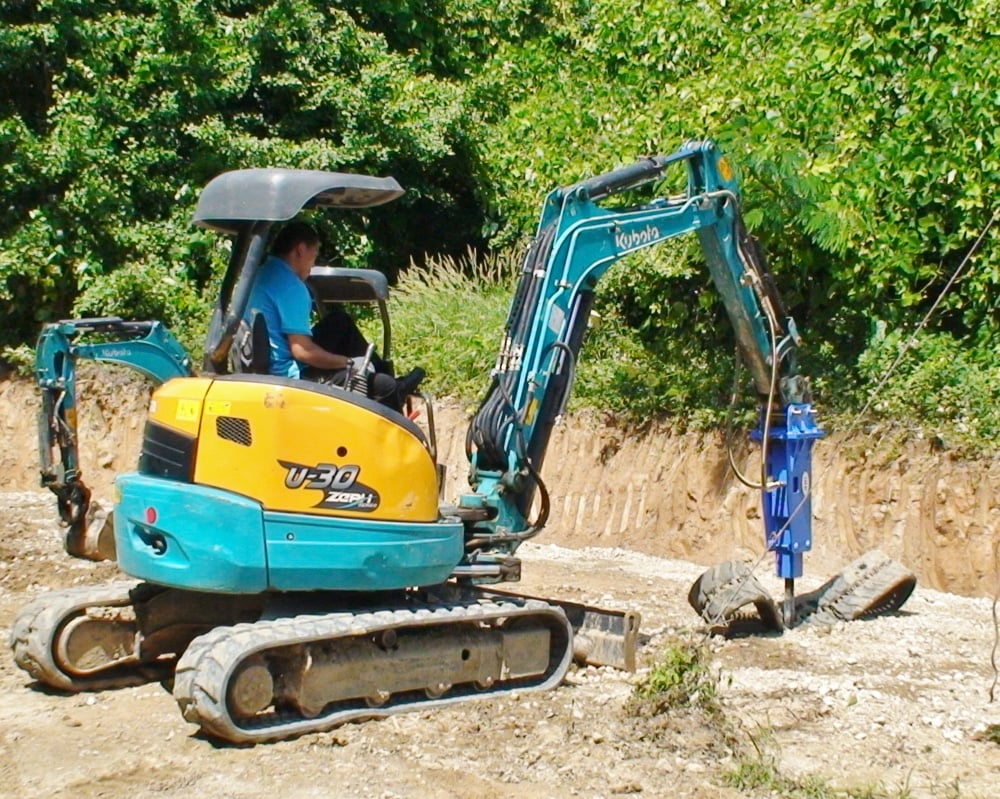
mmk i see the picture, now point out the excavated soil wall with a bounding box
[3,373,997,597]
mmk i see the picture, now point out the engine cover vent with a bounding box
[216,416,252,447]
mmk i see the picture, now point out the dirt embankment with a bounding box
[3,373,997,598]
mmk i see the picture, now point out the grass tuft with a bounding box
[388,248,518,404]
[629,638,720,717]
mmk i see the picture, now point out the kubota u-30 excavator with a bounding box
[12,140,915,743]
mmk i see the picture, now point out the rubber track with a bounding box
[803,549,917,625]
[9,581,155,692]
[173,598,573,744]
[687,561,783,631]
[689,550,916,631]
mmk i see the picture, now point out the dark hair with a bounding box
[271,221,320,257]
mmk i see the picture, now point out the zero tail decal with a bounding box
[279,461,381,512]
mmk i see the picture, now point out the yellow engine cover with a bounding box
[147,377,440,523]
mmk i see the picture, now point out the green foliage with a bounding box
[576,244,744,426]
[3,0,1000,441]
[0,0,494,348]
[854,323,1000,450]
[629,638,720,716]
[365,241,1000,453]
[340,0,555,79]
[724,755,910,799]
[980,724,1000,746]
[571,302,740,428]
[388,248,518,402]
[724,726,913,799]
[72,261,213,359]
[725,757,836,798]
[386,245,740,430]
[0,344,34,377]
[474,0,1000,368]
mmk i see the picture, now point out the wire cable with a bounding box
[842,207,1000,442]
[724,353,763,489]
[990,539,999,703]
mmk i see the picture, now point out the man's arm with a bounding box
[287,334,353,370]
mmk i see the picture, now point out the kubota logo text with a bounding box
[614,224,661,251]
[280,460,381,512]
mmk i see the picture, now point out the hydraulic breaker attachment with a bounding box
[752,403,825,625]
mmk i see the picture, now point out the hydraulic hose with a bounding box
[468,223,558,472]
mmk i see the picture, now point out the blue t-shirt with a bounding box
[246,255,313,378]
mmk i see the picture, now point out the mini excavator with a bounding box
[12,141,915,743]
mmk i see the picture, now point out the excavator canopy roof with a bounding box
[193,168,404,234]
[308,266,389,305]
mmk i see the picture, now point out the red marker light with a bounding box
[145,507,158,525]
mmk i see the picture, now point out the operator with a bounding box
[244,220,423,411]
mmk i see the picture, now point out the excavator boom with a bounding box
[462,142,818,598]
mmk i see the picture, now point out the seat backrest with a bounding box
[230,312,272,375]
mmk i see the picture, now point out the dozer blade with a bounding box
[430,584,641,672]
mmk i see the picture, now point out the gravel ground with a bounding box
[1,490,999,798]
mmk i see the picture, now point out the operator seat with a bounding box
[231,312,271,375]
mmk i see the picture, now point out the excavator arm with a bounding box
[36,317,193,559]
[460,140,824,620]
[462,140,915,627]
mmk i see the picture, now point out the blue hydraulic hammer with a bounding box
[753,403,826,622]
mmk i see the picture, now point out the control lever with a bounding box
[347,343,376,395]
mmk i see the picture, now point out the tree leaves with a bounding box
[2,0,1000,430]
[0,0,497,347]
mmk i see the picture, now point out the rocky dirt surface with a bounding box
[1,490,999,799]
